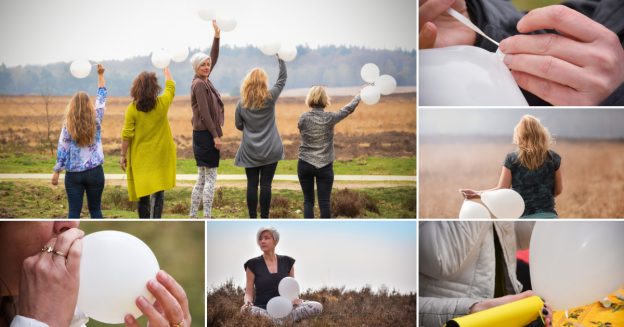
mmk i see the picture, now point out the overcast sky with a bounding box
[206,221,416,294]
[0,0,416,67]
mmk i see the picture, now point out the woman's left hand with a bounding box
[125,270,191,327]
[292,299,303,307]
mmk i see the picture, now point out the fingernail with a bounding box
[124,315,133,324]
[503,55,512,65]
[499,40,507,52]
[148,279,158,289]
[542,307,549,315]
[157,270,168,280]
[137,296,148,307]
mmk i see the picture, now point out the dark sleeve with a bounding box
[192,82,219,138]
[235,103,244,131]
[466,0,525,52]
[600,83,624,106]
[330,94,361,124]
[269,58,287,101]
[244,258,255,272]
[562,0,600,17]
[503,152,515,170]
[283,256,296,272]
[552,151,562,171]
[209,37,220,76]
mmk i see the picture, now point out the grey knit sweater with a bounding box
[234,58,287,168]
[297,95,361,168]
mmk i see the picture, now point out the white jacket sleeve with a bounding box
[419,221,492,279]
[10,316,48,327]
[419,296,480,327]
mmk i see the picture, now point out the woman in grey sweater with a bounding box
[234,56,287,218]
[297,87,360,218]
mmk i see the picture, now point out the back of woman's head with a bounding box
[240,68,271,109]
[65,92,96,147]
[131,72,161,112]
[513,115,553,170]
[305,86,331,108]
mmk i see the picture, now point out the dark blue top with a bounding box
[244,254,295,309]
[504,150,561,216]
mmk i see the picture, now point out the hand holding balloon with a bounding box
[212,19,221,38]
[459,188,481,199]
[18,228,84,327]
[163,67,172,82]
[97,64,106,88]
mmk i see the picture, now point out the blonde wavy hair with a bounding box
[240,68,271,109]
[65,92,95,147]
[305,86,331,108]
[513,115,553,170]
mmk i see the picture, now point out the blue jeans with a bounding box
[64,165,105,218]
[297,160,334,218]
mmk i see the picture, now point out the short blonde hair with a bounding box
[305,86,330,108]
[240,68,271,109]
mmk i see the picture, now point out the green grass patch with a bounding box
[511,0,562,10]
[0,153,415,175]
[0,180,416,218]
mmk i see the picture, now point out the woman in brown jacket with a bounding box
[189,20,224,218]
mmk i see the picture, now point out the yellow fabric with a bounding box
[446,296,544,327]
[122,80,176,201]
[553,289,624,327]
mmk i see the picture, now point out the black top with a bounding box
[503,150,561,216]
[467,0,624,105]
[244,254,295,309]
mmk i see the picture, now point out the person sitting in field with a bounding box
[241,227,322,323]
[460,115,563,218]
[120,67,176,218]
[51,64,107,219]
[297,86,361,218]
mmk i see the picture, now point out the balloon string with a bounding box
[446,8,500,47]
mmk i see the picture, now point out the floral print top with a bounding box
[53,87,107,172]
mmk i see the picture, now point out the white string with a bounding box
[446,8,500,47]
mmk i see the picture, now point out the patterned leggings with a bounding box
[189,167,217,218]
[249,300,323,324]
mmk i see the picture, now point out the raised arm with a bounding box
[160,67,176,109]
[97,64,105,88]
[269,57,287,101]
[330,94,361,124]
[235,105,244,131]
[209,20,220,75]
[95,65,107,125]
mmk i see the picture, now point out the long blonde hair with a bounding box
[240,68,271,109]
[65,92,95,147]
[513,115,553,170]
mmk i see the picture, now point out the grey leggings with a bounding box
[249,300,323,324]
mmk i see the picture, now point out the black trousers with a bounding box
[297,160,334,218]
[138,191,164,219]
[245,162,278,218]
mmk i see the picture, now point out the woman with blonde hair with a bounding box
[234,55,287,218]
[51,64,107,218]
[297,86,361,218]
[120,67,176,218]
[461,115,563,218]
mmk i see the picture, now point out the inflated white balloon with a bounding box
[78,231,159,324]
[360,85,381,105]
[458,200,491,219]
[530,222,624,310]
[197,8,216,21]
[481,189,524,218]
[260,42,281,56]
[360,63,380,83]
[216,17,237,32]
[277,44,297,62]
[375,74,397,95]
[151,49,171,69]
[419,46,528,106]
[70,59,91,79]
[266,296,293,319]
[278,277,300,301]
[170,46,189,62]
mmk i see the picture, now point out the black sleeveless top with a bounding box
[244,255,295,309]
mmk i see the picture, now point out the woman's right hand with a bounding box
[214,137,222,151]
[18,228,84,327]
[419,0,476,49]
[240,300,253,312]
[120,156,127,172]
[459,188,481,199]
[469,291,552,326]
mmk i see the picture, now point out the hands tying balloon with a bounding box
[419,0,476,49]
[500,5,624,106]
[469,291,553,327]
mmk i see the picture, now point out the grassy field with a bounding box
[207,281,416,327]
[77,221,204,327]
[0,180,416,218]
[419,139,624,218]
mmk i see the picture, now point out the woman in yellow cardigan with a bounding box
[120,67,176,218]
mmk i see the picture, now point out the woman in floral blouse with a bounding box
[51,64,107,218]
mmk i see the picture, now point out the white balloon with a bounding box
[260,42,281,56]
[78,231,159,324]
[151,49,171,69]
[278,277,300,301]
[216,17,237,32]
[530,222,624,310]
[197,8,216,21]
[360,63,380,83]
[277,44,297,62]
[419,46,529,106]
[360,85,381,105]
[481,189,524,219]
[70,59,91,79]
[170,46,189,62]
[266,296,293,319]
[458,200,491,219]
[375,74,397,95]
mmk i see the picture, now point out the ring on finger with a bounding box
[40,245,54,253]
[53,250,67,258]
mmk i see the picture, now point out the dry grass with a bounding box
[419,139,624,218]
[207,280,416,327]
[0,94,416,158]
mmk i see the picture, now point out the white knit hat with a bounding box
[190,52,210,72]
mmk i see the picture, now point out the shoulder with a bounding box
[244,256,262,271]
[191,78,206,91]
[548,150,561,168]
[278,255,296,266]
[504,151,518,166]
